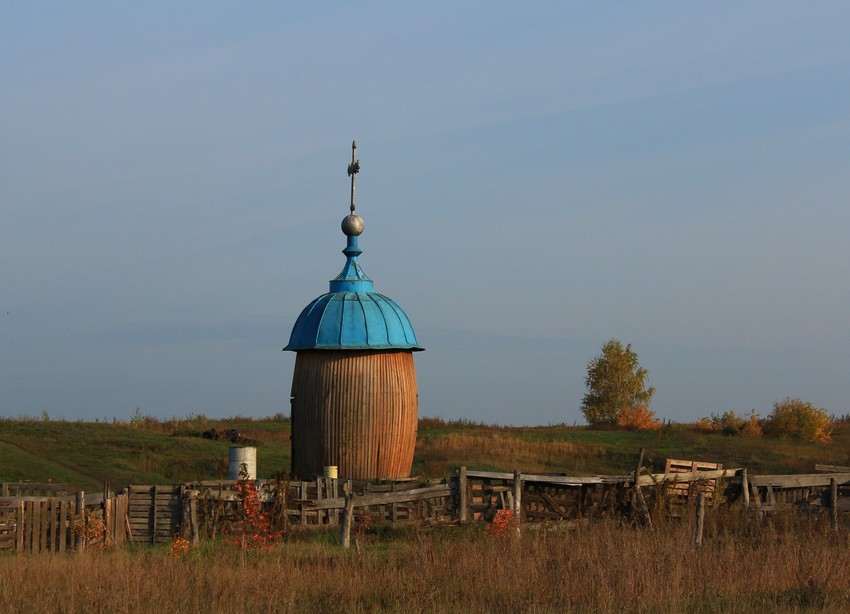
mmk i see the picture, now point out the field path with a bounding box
[0,437,104,487]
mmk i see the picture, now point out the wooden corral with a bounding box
[190,477,453,532]
[300,478,454,525]
[3,461,850,553]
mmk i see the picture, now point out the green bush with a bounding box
[698,410,762,437]
[763,398,833,444]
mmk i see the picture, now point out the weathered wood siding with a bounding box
[290,349,418,480]
[0,491,128,553]
[127,485,182,544]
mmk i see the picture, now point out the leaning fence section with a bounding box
[457,469,631,523]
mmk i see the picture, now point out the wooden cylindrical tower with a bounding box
[284,142,423,480]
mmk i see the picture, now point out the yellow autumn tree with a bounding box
[763,398,832,444]
[582,339,656,426]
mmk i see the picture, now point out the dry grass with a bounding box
[415,432,606,476]
[2,511,849,613]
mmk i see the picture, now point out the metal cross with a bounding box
[347,140,360,214]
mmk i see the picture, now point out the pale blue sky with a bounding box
[2,2,848,424]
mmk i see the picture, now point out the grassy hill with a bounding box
[0,416,291,491]
[1,415,849,491]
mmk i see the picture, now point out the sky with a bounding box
[2,2,849,425]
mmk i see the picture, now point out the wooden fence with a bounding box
[458,468,631,523]
[3,460,849,553]
[126,485,183,544]
[0,486,129,553]
[737,471,850,515]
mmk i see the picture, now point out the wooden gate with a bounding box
[127,485,182,543]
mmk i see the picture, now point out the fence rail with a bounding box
[2,460,849,553]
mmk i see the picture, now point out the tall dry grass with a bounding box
[415,432,606,476]
[2,511,848,613]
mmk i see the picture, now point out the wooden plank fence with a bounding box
[185,477,452,536]
[663,459,723,503]
[127,485,183,544]
[3,460,850,552]
[458,470,629,523]
[0,489,129,553]
[736,472,850,514]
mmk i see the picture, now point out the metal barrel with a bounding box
[228,446,257,480]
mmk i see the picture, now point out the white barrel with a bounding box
[229,446,257,480]
[323,465,338,479]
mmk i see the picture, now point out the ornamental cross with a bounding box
[347,140,360,214]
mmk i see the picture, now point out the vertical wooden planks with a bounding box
[75,491,85,552]
[37,500,47,552]
[150,485,157,545]
[291,350,418,480]
[16,501,24,553]
[102,482,110,545]
[58,499,69,553]
[26,500,35,553]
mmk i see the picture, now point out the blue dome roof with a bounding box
[285,290,422,351]
[286,142,422,352]
[284,233,423,352]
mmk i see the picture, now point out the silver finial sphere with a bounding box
[342,213,364,236]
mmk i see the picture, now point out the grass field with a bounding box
[1,415,849,490]
[2,512,849,612]
[2,415,850,612]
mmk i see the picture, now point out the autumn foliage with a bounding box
[763,398,833,444]
[698,411,763,438]
[484,509,519,537]
[582,339,656,426]
[616,404,662,431]
[231,471,284,552]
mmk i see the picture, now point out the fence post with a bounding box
[16,501,24,553]
[831,478,839,533]
[102,482,110,545]
[75,491,86,552]
[150,485,157,545]
[693,492,705,548]
[741,469,750,511]
[458,467,468,524]
[513,470,523,538]
[340,482,355,548]
[185,490,200,546]
[634,448,653,528]
[299,482,306,526]
[512,470,522,523]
